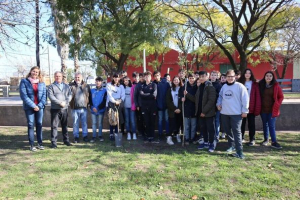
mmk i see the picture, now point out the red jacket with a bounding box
[271,82,284,118]
[249,81,261,116]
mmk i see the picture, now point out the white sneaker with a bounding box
[167,136,174,145]
[127,133,131,140]
[132,133,137,140]
[176,134,181,143]
[221,132,226,139]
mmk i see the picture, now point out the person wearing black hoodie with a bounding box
[179,73,197,145]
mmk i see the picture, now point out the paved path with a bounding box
[0,96,300,105]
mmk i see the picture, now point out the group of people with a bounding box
[20,66,284,159]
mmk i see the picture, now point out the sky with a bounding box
[0,2,94,81]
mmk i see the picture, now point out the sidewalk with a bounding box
[1,96,300,105]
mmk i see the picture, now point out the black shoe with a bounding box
[271,142,282,149]
[64,141,72,146]
[74,137,79,143]
[51,143,57,149]
[83,136,89,142]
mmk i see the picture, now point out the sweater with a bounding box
[124,86,132,109]
[259,82,284,117]
[179,82,197,118]
[217,82,249,115]
[106,83,125,106]
[166,87,182,118]
[48,82,72,110]
[153,78,170,110]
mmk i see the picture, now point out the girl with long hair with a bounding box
[259,71,284,149]
[238,69,261,146]
[19,66,47,151]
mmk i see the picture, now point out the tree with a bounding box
[164,0,296,72]
[0,1,36,50]
[57,0,162,75]
[47,0,70,78]
[256,7,300,79]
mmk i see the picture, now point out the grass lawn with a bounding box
[0,127,299,200]
[283,93,300,99]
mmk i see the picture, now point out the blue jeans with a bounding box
[91,113,104,137]
[25,109,44,146]
[124,108,136,133]
[72,108,88,138]
[221,114,243,152]
[260,113,277,143]
[184,117,197,140]
[158,109,169,135]
[215,110,220,139]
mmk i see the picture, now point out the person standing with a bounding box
[196,71,217,152]
[210,71,222,142]
[238,69,261,146]
[69,73,90,143]
[48,71,73,148]
[106,73,125,141]
[179,73,197,145]
[123,76,136,140]
[259,71,284,149]
[166,76,183,145]
[217,69,249,159]
[153,71,171,141]
[19,66,47,151]
[89,76,107,143]
[134,73,146,140]
[140,71,157,143]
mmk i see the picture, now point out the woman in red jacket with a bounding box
[238,69,261,146]
[259,71,284,149]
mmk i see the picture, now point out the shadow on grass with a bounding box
[0,129,299,159]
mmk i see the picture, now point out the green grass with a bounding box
[0,127,299,200]
[283,93,300,99]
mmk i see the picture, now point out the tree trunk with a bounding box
[49,0,70,81]
[35,0,40,68]
[281,58,290,79]
[239,53,247,72]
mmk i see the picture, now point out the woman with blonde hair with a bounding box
[19,66,47,151]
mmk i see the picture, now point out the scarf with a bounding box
[28,77,39,84]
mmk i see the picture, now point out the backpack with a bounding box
[108,107,118,126]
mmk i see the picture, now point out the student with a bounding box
[19,66,47,151]
[166,76,183,145]
[164,73,171,86]
[130,72,139,139]
[196,71,217,152]
[238,69,261,146]
[134,73,146,140]
[69,72,91,143]
[220,73,227,85]
[178,69,187,84]
[106,73,125,141]
[179,73,197,145]
[89,76,107,143]
[123,76,136,140]
[210,71,222,142]
[234,69,241,80]
[153,71,171,140]
[259,71,284,149]
[48,71,73,148]
[140,71,157,143]
[217,69,249,159]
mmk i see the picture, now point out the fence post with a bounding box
[292,79,300,92]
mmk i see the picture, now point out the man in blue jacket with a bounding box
[153,71,170,141]
[89,76,107,143]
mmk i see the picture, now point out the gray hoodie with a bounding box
[217,82,249,115]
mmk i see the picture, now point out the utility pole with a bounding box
[35,0,40,68]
